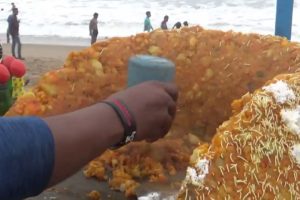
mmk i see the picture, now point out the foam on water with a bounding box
[0,0,300,43]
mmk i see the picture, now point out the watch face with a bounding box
[125,131,136,143]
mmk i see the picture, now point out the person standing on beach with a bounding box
[11,2,16,10]
[8,7,24,60]
[0,43,3,60]
[160,15,169,30]
[144,11,153,32]
[6,3,16,44]
[7,14,13,44]
[89,13,99,45]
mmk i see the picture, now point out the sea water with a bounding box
[0,0,299,44]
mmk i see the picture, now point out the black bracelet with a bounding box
[102,99,137,149]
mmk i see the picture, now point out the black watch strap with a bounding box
[102,99,137,149]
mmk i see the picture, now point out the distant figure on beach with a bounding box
[0,43,3,60]
[183,21,189,27]
[172,22,182,29]
[89,12,99,45]
[11,2,16,10]
[144,11,153,32]
[8,7,24,59]
[6,3,16,44]
[7,14,13,44]
[160,15,169,30]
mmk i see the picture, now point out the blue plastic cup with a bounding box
[128,55,175,87]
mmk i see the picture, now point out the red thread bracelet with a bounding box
[102,99,137,148]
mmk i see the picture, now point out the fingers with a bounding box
[162,83,178,102]
[158,112,173,141]
[163,112,173,133]
[146,113,173,143]
[113,81,178,143]
[150,81,178,119]
[147,81,178,102]
[168,100,176,118]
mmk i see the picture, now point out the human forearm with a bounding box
[46,82,177,186]
[0,82,177,199]
[45,103,123,186]
[0,103,123,199]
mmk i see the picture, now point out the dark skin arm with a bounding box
[45,81,178,186]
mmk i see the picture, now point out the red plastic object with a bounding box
[2,56,15,71]
[10,59,26,77]
[0,64,11,84]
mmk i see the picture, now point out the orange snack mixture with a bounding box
[7,27,300,140]
[84,137,193,197]
[87,190,101,200]
[178,73,300,199]
[5,27,300,197]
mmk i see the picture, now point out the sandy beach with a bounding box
[2,43,86,88]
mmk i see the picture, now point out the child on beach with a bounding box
[144,11,154,32]
[172,22,182,29]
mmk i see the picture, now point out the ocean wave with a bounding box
[0,0,299,42]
